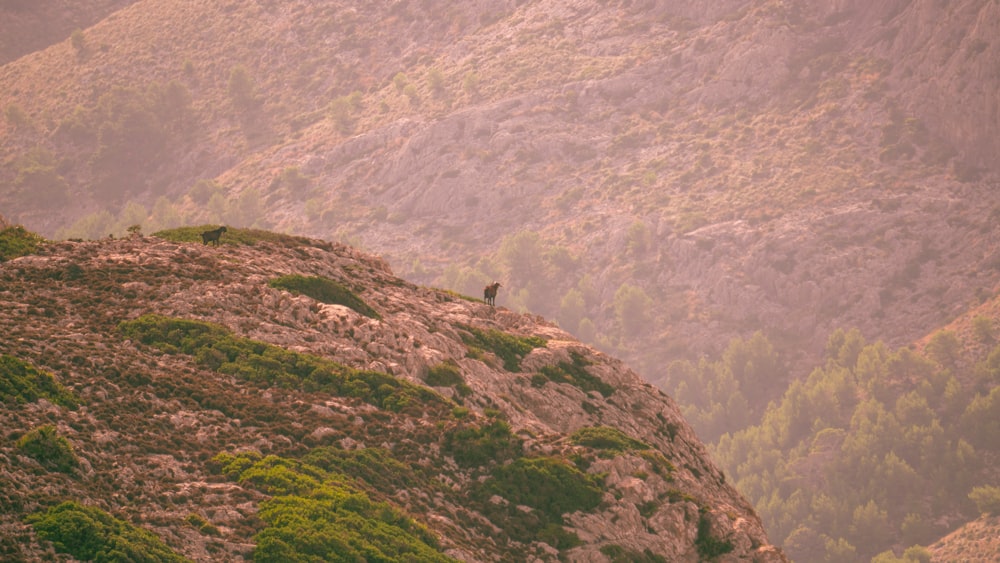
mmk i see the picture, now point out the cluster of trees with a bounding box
[674,328,1000,561]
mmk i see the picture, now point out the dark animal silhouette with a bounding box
[484,281,501,306]
[201,226,227,246]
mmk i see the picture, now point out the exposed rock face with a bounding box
[0,233,785,562]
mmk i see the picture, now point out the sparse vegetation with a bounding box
[534,352,615,398]
[570,426,650,452]
[460,326,545,372]
[269,274,380,319]
[118,314,439,413]
[153,225,322,248]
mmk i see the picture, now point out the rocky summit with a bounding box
[0,229,785,562]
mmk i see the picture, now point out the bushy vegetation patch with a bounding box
[119,314,442,413]
[570,426,650,453]
[425,360,472,397]
[16,425,78,473]
[26,501,190,562]
[442,418,522,468]
[460,326,545,372]
[153,226,325,249]
[533,352,615,397]
[969,485,1000,516]
[213,451,454,562]
[269,274,380,319]
[303,447,417,496]
[0,226,44,262]
[0,355,79,408]
[695,510,734,559]
[482,456,604,521]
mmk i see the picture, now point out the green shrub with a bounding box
[303,447,418,497]
[483,456,604,521]
[695,510,734,559]
[26,501,190,562]
[0,355,78,408]
[214,451,454,562]
[969,485,1000,515]
[0,226,45,262]
[425,361,463,387]
[119,314,441,413]
[268,274,380,319]
[443,419,521,468]
[16,425,78,473]
[425,360,470,397]
[535,523,582,550]
[534,352,615,397]
[460,326,546,372]
[570,426,650,453]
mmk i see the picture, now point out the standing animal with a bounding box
[201,226,227,246]
[484,281,501,306]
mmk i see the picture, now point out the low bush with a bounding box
[213,450,454,562]
[570,426,650,453]
[533,352,615,397]
[0,226,45,262]
[26,501,190,562]
[119,314,442,413]
[695,509,734,559]
[969,485,1000,515]
[269,274,380,319]
[482,456,604,521]
[442,419,521,468]
[460,326,545,372]
[0,355,79,408]
[16,425,78,473]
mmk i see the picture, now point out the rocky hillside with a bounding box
[0,228,784,562]
[927,515,1000,562]
[2,0,999,383]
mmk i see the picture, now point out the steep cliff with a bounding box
[0,228,784,562]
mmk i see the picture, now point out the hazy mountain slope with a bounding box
[2,0,998,384]
[0,0,139,65]
[0,230,784,562]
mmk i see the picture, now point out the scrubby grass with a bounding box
[483,456,604,520]
[0,226,44,261]
[119,314,442,414]
[153,225,325,248]
[532,352,615,397]
[0,355,79,408]
[269,274,380,319]
[212,450,455,562]
[26,501,190,562]
[16,425,78,473]
[460,326,546,372]
[570,426,650,453]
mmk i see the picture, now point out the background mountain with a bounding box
[2,0,1000,560]
[0,228,784,562]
